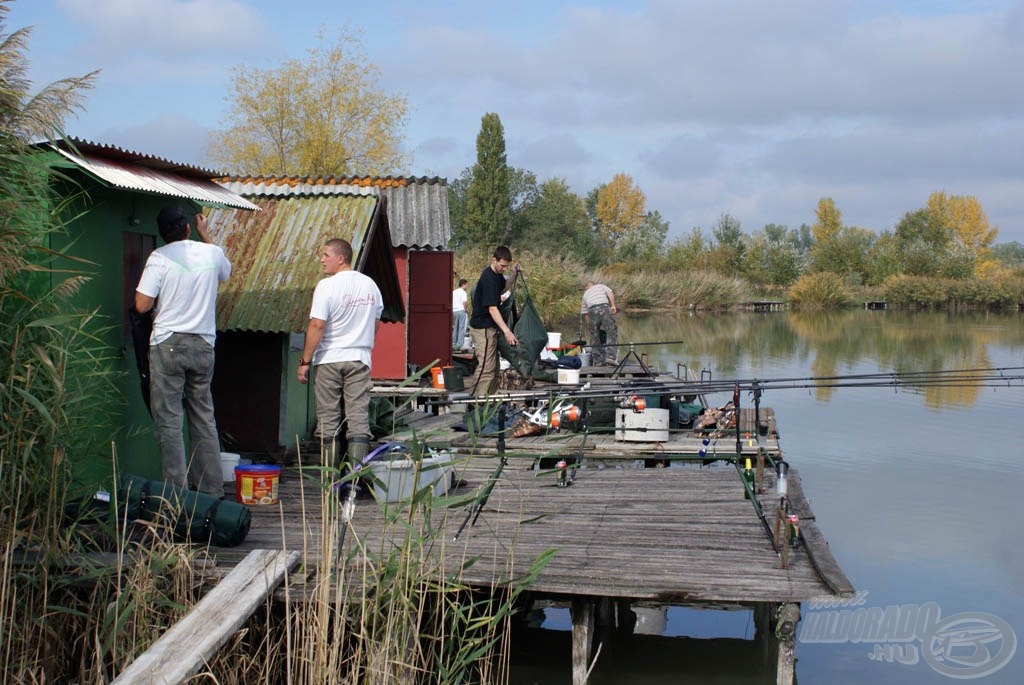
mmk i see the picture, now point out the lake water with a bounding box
[510,309,1023,684]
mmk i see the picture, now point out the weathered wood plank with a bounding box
[207,458,847,605]
[111,549,300,685]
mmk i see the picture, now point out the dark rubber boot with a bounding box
[339,435,371,501]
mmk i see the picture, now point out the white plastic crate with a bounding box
[615,408,670,442]
[369,449,453,503]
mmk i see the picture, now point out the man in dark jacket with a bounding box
[468,246,519,396]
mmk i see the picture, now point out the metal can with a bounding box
[556,459,568,487]
[787,514,800,548]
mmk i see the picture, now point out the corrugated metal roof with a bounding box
[207,193,380,332]
[46,139,260,211]
[219,175,451,248]
[379,181,451,249]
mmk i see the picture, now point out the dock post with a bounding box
[775,603,800,685]
[571,597,596,685]
[596,596,614,630]
[615,598,635,633]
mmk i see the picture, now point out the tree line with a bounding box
[203,31,1023,307]
[449,113,1024,302]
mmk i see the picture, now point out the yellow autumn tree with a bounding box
[926,191,999,276]
[595,173,646,253]
[208,30,408,176]
[808,197,843,273]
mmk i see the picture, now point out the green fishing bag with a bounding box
[497,273,554,381]
[121,475,252,547]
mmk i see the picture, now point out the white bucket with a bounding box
[546,331,562,349]
[220,452,240,483]
[558,368,580,384]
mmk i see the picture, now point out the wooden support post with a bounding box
[755,448,765,494]
[571,597,595,685]
[774,603,800,685]
[615,598,635,633]
[752,602,777,641]
[596,596,615,630]
[753,603,781,672]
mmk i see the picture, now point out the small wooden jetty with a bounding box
[742,301,788,312]
[193,363,853,685]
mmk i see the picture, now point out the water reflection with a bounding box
[598,309,1024,409]
[527,310,1024,684]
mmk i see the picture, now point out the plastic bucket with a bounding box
[546,332,562,349]
[558,368,580,384]
[442,366,465,392]
[235,464,280,505]
[220,451,240,483]
[430,366,445,389]
[578,350,592,367]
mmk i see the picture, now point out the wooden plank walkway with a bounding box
[209,439,851,604]
[112,549,299,684]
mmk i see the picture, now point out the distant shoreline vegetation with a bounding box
[454,248,1024,326]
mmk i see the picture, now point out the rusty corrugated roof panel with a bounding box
[46,139,260,211]
[219,175,451,248]
[218,178,379,197]
[207,193,379,332]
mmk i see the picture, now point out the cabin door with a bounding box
[407,250,453,371]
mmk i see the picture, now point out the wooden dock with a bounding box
[216,450,847,604]
[200,392,851,684]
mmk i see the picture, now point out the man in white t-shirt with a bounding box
[452,278,469,349]
[297,238,383,466]
[135,205,231,496]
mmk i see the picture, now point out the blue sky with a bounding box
[8,0,1024,243]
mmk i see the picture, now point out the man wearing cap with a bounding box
[135,206,232,496]
[581,280,618,366]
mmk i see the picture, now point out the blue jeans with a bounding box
[452,310,468,347]
[149,333,223,496]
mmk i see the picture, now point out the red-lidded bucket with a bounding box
[235,464,280,505]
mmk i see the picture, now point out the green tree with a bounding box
[743,223,801,287]
[462,113,511,247]
[894,208,950,277]
[665,227,709,271]
[446,167,473,249]
[506,166,539,245]
[618,209,668,262]
[708,212,745,275]
[208,30,408,176]
[514,177,596,261]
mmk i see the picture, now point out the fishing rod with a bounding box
[433,366,1024,407]
[736,459,777,554]
[569,339,687,348]
[453,405,509,541]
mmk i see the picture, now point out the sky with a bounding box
[7,0,1024,243]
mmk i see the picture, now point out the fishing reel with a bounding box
[524,400,584,432]
[619,395,647,413]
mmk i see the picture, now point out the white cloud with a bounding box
[57,0,270,58]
